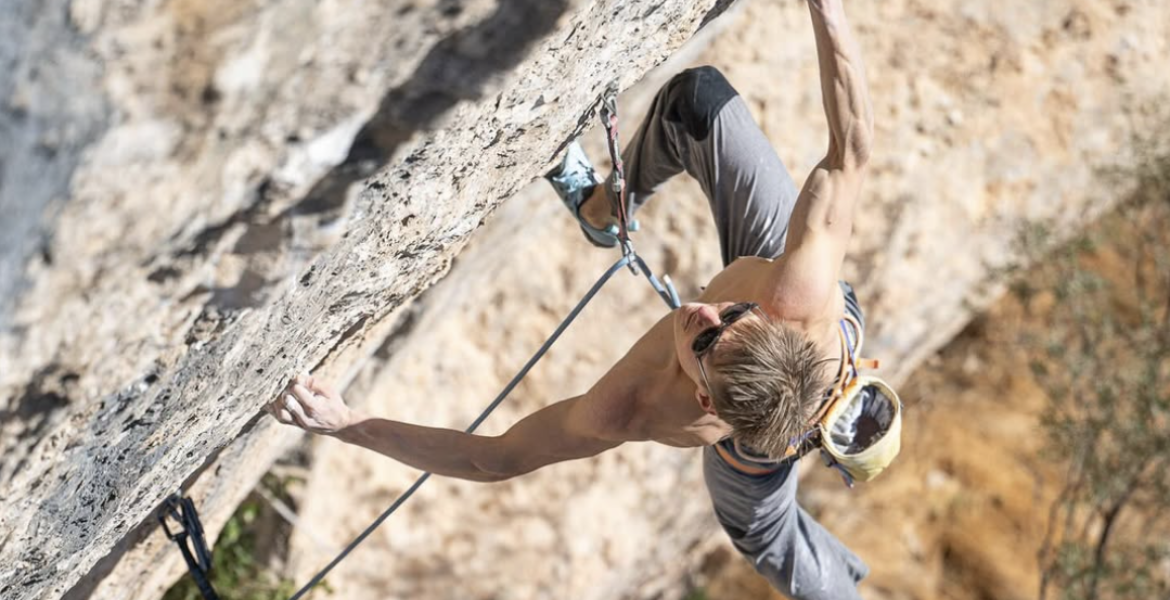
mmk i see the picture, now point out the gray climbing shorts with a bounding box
[615,66,869,599]
[609,66,797,267]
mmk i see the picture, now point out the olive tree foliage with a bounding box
[1009,129,1170,600]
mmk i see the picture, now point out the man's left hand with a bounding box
[265,373,355,435]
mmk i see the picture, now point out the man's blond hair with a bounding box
[708,318,834,459]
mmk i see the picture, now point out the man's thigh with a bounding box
[692,93,801,267]
[628,67,801,267]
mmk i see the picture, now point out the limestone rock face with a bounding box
[0,0,738,598]
[3,0,1169,599]
[286,0,1170,599]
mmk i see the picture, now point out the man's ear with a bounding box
[695,387,717,416]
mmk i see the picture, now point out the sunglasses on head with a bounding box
[691,302,762,357]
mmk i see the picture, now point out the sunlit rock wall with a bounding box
[286,1,1170,599]
[0,0,740,598]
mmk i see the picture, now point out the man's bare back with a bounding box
[583,254,847,449]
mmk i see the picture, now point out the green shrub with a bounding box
[163,474,325,600]
[1014,132,1170,600]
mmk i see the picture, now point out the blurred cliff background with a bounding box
[1,0,1167,599]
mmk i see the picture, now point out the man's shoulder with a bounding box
[580,351,661,441]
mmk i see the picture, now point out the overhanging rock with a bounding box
[0,0,738,598]
[283,0,1170,598]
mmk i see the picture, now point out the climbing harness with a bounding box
[284,85,680,600]
[158,493,220,600]
[811,316,902,486]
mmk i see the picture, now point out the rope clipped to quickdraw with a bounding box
[158,493,220,600]
[599,83,632,248]
[599,82,681,308]
[284,85,679,600]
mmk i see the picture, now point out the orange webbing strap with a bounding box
[808,323,855,426]
[789,315,880,454]
[775,326,852,461]
[842,314,880,370]
[715,442,784,475]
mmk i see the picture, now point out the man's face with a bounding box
[673,301,759,394]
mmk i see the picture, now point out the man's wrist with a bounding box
[330,409,368,441]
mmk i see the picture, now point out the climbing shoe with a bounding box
[546,141,635,248]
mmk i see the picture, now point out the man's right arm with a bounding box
[273,373,633,483]
[764,0,873,320]
[335,393,626,482]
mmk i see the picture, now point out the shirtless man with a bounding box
[267,0,873,597]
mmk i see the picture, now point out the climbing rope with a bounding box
[283,87,679,599]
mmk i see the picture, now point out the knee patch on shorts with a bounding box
[664,66,739,142]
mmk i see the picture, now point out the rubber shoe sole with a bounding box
[545,141,621,248]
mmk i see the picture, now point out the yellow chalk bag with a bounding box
[817,375,903,483]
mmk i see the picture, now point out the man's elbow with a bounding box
[470,438,525,482]
[845,138,871,170]
[853,114,875,164]
[472,470,517,483]
[827,126,871,171]
[479,461,525,483]
[842,122,872,170]
[462,463,516,483]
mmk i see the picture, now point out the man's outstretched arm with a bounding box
[769,0,873,315]
[267,374,627,483]
[806,0,873,173]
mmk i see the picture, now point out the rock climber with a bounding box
[267,1,892,597]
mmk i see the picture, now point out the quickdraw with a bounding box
[599,85,632,248]
[158,493,220,600]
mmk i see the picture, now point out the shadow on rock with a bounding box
[287,0,572,221]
